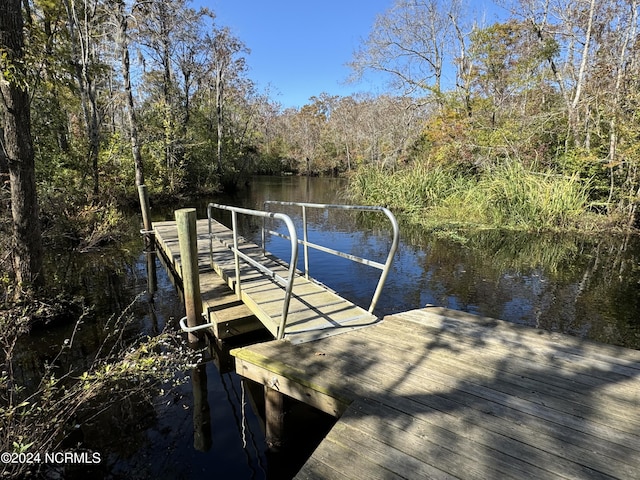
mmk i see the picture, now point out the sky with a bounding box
[197,1,505,109]
[200,0,395,109]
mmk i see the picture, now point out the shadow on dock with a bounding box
[234,308,640,479]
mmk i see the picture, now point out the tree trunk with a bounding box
[117,1,144,187]
[216,68,224,175]
[0,0,45,294]
[64,0,101,198]
[0,129,9,181]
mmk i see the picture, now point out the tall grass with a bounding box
[349,164,466,215]
[467,162,589,230]
[349,162,591,231]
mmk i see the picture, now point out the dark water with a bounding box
[15,175,640,479]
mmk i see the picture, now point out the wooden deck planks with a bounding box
[154,218,640,478]
[153,218,379,343]
[230,307,640,480]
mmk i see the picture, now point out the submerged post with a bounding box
[191,364,212,452]
[176,208,204,344]
[138,184,154,250]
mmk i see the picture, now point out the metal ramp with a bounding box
[154,202,398,344]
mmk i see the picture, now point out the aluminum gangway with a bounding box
[153,201,399,344]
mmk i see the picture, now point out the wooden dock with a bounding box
[232,307,640,479]
[153,218,379,343]
[153,214,640,479]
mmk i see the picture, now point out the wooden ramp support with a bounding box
[231,306,640,480]
[154,219,263,340]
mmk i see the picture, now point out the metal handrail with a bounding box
[262,201,399,313]
[207,203,298,340]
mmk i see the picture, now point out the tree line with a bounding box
[2,0,640,299]
[344,0,640,231]
[276,0,640,231]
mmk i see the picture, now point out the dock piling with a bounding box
[138,184,154,250]
[176,208,205,344]
[265,384,285,452]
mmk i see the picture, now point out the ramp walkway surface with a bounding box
[153,218,380,344]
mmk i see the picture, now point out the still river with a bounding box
[18,175,640,478]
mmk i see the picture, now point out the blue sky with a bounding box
[200,0,395,108]
[199,1,503,109]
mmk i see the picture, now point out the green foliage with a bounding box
[0,51,26,89]
[98,133,137,200]
[417,109,476,168]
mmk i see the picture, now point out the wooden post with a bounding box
[138,184,154,251]
[176,208,204,344]
[191,364,212,452]
[265,385,285,452]
[145,250,157,295]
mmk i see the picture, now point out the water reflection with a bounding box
[399,227,640,349]
[145,250,157,296]
[187,176,640,350]
[191,364,212,452]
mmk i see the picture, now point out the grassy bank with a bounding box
[348,162,610,233]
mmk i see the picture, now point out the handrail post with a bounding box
[231,210,242,300]
[207,205,214,269]
[277,214,297,339]
[176,208,204,344]
[261,216,266,255]
[368,207,399,313]
[302,205,309,279]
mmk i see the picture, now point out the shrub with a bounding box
[0,295,193,478]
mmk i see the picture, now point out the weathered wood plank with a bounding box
[334,403,539,480]
[355,320,640,430]
[294,456,351,480]
[313,404,460,480]
[293,423,407,480]
[233,309,640,480]
[304,319,637,462]
[153,218,379,343]
[372,311,640,404]
[415,306,640,365]
[351,395,633,480]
